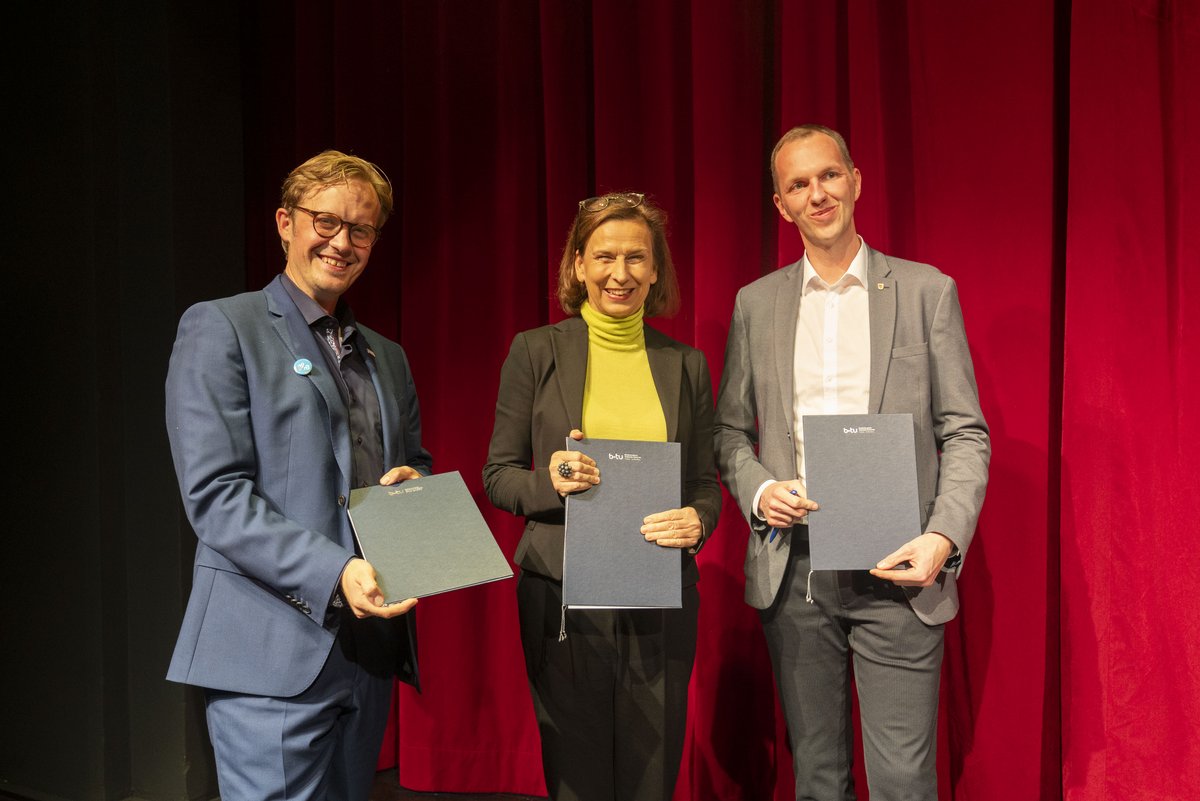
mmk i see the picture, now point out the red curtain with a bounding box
[238,2,1197,798]
[1060,2,1200,799]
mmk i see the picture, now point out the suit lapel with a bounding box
[264,278,354,488]
[550,318,588,431]
[866,246,896,414]
[358,329,400,468]
[774,261,804,434]
[645,327,682,441]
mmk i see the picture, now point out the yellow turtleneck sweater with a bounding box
[580,302,667,442]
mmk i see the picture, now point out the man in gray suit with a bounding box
[166,151,431,800]
[714,125,989,800]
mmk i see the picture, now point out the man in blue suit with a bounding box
[166,150,432,800]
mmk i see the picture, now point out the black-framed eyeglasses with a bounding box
[293,206,382,248]
[578,192,645,213]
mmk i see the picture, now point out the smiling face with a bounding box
[573,218,658,318]
[772,132,862,256]
[275,179,381,313]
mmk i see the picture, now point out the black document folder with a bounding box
[563,438,681,609]
[347,471,513,603]
[801,414,922,570]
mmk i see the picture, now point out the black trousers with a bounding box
[516,571,699,801]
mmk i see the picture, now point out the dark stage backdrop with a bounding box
[233,2,1199,800]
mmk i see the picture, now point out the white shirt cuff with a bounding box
[751,479,777,522]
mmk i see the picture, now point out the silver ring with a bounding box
[557,462,573,478]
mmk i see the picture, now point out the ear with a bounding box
[852,168,862,201]
[772,193,793,223]
[275,208,293,247]
[574,250,585,282]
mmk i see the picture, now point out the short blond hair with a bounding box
[280,150,393,223]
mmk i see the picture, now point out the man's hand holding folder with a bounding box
[340,466,422,619]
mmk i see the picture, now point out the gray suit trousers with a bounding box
[761,528,943,801]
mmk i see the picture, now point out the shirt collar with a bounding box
[800,237,868,295]
[279,273,357,331]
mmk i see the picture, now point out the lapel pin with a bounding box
[293,358,313,376]
[877,283,886,290]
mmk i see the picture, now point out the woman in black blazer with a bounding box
[484,192,721,801]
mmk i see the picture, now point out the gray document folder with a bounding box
[802,414,922,570]
[563,438,681,609]
[347,471,513,603]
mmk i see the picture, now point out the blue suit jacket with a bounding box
[165,276,431,697]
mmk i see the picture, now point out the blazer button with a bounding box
[337,494,346,507]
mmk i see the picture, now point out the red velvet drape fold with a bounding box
[241,2,1199,798]
[1061,3,1200,799]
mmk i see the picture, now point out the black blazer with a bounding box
[483,315,721,585]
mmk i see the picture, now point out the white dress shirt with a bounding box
[753,239,871,517]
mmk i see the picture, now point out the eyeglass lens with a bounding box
[312,213,376,246]
[580,193,644,212]
[295,207,378,247]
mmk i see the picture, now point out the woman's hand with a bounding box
[641,506,703,551]
[549,429,600,496]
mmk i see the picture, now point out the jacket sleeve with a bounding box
[165,301,352,624]
[482,332,565,520]
[683,347,723,548]
[925,277,990,556]
[390,344,435,476]
[713,289,776,523]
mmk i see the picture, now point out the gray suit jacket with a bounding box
[714,245,989,624]
[483,316,722,586]
[165,276,432,696]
